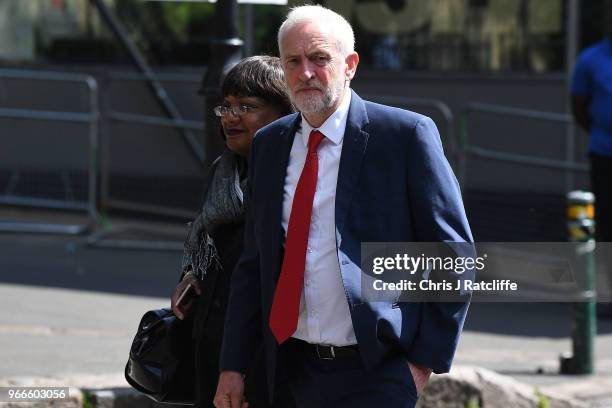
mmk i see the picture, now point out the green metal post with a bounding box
[566,190,596,374]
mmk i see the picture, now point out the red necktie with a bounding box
[269,130,325,344]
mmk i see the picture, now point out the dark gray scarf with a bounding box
[181,150,247,280]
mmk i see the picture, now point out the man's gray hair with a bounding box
[277,5,355,57]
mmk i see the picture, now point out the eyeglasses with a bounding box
[213,104,258,117]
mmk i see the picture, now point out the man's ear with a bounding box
[345,52,359,80]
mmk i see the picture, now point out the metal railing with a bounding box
[459,102,588,191]
[100,71,204,218]
[0,69,99,234]
[0,71,456,249]
[89,71,205,250]
[363,95,458,169]
[91,0,204,166]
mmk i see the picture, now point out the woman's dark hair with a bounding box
[221,55,293,116]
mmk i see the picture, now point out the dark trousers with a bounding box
[276,339,418,408]
[591,154,612,242]
[194,302,273,408]
[591,154,612,313]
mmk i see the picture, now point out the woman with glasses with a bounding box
[170,55,293,408]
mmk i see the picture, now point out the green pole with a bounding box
[566,190,596,374]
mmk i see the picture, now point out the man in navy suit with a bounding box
[214,5,473,408]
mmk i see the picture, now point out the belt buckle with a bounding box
[316,344,335,360]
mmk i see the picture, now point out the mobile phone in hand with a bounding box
[176,283,196,307]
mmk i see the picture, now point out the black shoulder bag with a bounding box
[125,308,195,405]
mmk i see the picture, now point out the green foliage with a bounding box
[160,3,215,39]
[535,388,551,408]
[82,390,95,408]
[115,0,215,40]
[466,397,480,408]
[111,0,218,64]
[251,5,285,55]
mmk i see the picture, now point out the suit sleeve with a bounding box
[402,117,474,374]
[219,142,263,373]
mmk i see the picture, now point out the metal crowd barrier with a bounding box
[363,95,457,169]
[0,69,456,250]
[88,72,204,250]
[91,90,456,250]
[0,69,99,235]
[459,102,588,191]
[101,71,203,219]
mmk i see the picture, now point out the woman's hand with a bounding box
[171,275,202,320]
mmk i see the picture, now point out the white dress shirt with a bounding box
[281,89,357,346]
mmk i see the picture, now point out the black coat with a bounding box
[189,158,270,408]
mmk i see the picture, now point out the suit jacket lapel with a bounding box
[264,95,368,275]
[335,90,370,234]
[265,114,301,281]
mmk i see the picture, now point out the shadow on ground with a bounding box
[1,233,611,338]
[0,233,180,298]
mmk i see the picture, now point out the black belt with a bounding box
[289,338,359,360]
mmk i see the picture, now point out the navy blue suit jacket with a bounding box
[220,90,473,398]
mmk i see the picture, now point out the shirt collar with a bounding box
[300,89,352,147]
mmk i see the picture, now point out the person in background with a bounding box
[571,0,612,317]
[170,55,294,408]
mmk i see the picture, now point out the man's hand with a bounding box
[170,275,201,320]
[407,361,432,395]
[214,371,248,408]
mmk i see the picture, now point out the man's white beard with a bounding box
[291,77,346,115]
